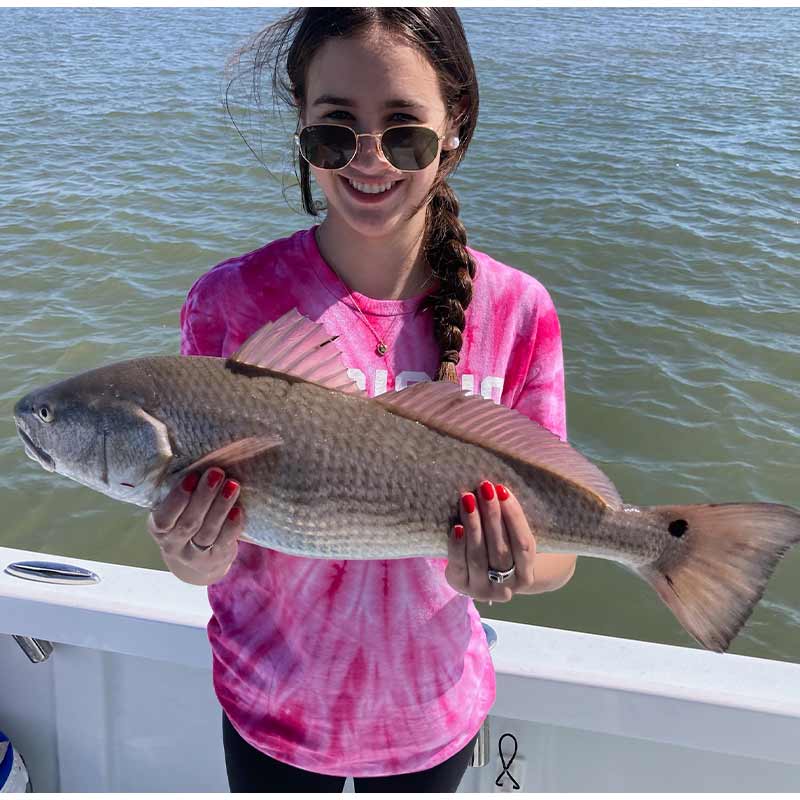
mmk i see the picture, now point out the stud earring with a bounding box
[447,136,460,149]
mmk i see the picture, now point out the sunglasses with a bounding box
[294,123,445,172]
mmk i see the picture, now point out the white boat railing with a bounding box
[1,544,799,792]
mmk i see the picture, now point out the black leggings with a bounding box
[222,712,479,793]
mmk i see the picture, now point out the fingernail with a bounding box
[182,472,200,493]
[496,484,509,502]
[461,493,476,514]
[228,507,241,522]
[453,524,464,540]
[207,469,223,489]
[222,479,239,500]
[480,481,495,501]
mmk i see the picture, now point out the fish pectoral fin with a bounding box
[226,308,365,397]
[172,435,283,481]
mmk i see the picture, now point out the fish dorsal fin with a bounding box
[227,309,365,396]
[376,381,623,509]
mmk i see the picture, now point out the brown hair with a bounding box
[225,8,479,382]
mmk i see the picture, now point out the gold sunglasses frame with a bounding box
[294,123,446,172]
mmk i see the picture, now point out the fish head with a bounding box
[14,360,173,507]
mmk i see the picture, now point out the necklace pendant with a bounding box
[375,342,388,356]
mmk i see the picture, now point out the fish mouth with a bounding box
[16,423,55,473]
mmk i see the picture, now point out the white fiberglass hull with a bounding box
[1,545,799,792]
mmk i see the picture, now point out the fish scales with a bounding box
[133,356,656,562]
[141,357,546,558]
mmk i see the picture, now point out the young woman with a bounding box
[147,8,577,793]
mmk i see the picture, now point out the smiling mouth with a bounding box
[17,424,55,472]
[339,174,403,201]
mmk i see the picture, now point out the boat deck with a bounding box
[2,545,799,792]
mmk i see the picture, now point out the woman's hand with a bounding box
[445,481,576,602]
[147,467,245,586]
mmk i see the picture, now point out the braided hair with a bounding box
[226,8,480,382]
[421,181,476,383]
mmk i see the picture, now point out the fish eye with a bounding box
[36,404,54,423]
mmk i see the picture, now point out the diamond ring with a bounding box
[487,564,516,584]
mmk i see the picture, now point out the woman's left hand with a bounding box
[445,481,537,603]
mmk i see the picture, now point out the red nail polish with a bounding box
[182,472,200,493]
[228,507,241,522]
[453,524,464,540]
[222,480,239,500]
[461,494,476,514]
[496,484,509,502]
[480,481,495,501]
[207,469,223,489]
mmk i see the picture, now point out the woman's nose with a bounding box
[353,134,391,169]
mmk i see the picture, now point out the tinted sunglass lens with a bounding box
[299,125,356,169]
[382,127,440,170]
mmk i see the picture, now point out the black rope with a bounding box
[495,732,520,790]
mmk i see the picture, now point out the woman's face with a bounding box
[302,29,460,241]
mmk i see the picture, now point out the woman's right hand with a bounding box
[147,467,245,585]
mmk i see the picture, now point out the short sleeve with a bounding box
[179,273,226,358]
[511,289,567,441]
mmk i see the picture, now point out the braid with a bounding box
[421,181,476,384]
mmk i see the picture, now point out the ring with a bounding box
[487,563,515,584]
[189,537,213,553]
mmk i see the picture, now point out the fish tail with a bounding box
[636,503,800,652]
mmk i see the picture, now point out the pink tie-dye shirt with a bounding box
[180,226,566,777]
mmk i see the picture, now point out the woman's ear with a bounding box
[443,96,469,151]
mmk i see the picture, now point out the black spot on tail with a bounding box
[669,519,689,538]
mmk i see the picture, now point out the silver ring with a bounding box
[487,563,515,584]
[189,538,213,553]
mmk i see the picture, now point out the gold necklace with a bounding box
[317,230,433,357]
[340,275,432,356]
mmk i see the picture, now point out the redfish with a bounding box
[14,309,800,652]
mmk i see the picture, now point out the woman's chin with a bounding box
[332,193,429,240]
[325,205,398,239]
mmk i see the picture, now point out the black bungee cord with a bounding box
[495,732,520,790]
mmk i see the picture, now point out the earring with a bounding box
[448,136,460,149]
